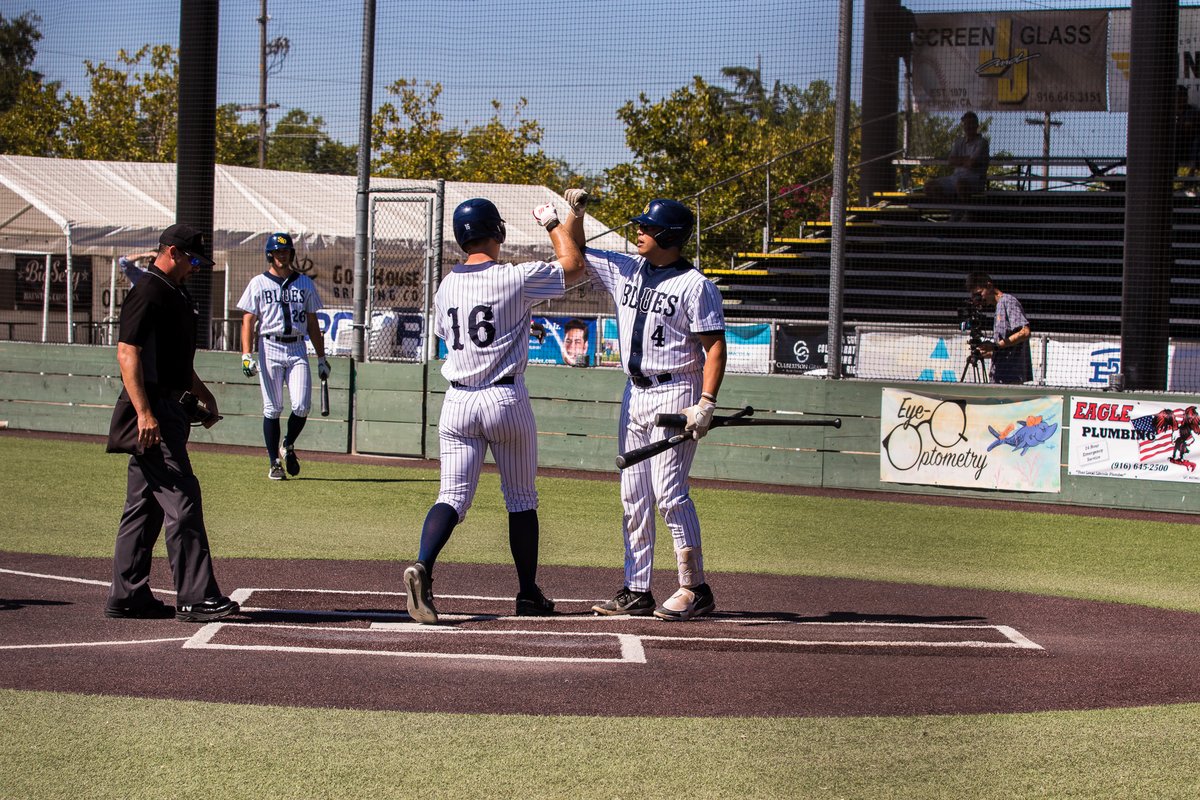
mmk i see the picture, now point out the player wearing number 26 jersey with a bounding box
[402,197,585,625]
[564,191,727,622]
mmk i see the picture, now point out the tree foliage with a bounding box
[372,79,582,188]
[0,11,42,113]
[596,68,851,268]
[267,108,356,174]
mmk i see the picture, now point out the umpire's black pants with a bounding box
[109,397,222,608]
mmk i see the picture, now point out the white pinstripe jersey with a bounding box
[435,259,565,386]
[237,271,323,336]
[583,249,725,376]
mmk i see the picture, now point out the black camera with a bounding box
[957,296,989,349]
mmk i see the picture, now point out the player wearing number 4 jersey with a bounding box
[238,232,330,481]
[402,197,585,624]
[564,190,727,621]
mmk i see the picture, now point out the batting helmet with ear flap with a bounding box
[265,232,295,261]
[631,198,695,249]
[453,198,506,249]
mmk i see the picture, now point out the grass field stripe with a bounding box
[0,637,190,650]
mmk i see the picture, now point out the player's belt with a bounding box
[450,376,516,389]
[264,334,301,343]
[630,372,673,388]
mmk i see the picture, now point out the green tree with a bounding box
[0,11,41,112]
[216,103,259,167]
[0,11,69,155]
[373,79,578,188]
[597,72,849,267]
[267,108,356,175]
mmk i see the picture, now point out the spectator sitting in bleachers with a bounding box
[923,111,990,204]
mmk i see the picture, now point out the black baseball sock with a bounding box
[417,502,459,574]
[508,509,539,595]
[284,413,307,446]
[263,417,281,462]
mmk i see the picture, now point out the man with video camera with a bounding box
[965,271,1032,384]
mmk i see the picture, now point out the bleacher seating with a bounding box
[716,188,1200,338]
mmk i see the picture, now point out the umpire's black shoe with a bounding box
[515,586,556,616]
[175,596,240,623]
[592,587,656,616]
[105,597,175,619]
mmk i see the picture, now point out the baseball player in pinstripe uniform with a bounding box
[564,190,727,621]
[403,198,585,624]
[238,232,330,480]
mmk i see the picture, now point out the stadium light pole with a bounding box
[826,0,853,379]
[352,0,376,363]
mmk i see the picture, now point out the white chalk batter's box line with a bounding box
[178,587,1044,664]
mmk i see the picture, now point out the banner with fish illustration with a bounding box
[880,389,1063,492]
[1067,396,1200,483]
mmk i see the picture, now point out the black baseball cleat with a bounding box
[515,587,556,616]
[280,442,300,476]
[403,563,438,624]
[104,597,175,619]
[269,460,286,480]
[592,587,656,616]
[175,596,240,622]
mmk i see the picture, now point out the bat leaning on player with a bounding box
[614,406,843,469]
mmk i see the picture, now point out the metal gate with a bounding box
[366,188,443,362]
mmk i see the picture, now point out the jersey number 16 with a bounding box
[446,305,496,350]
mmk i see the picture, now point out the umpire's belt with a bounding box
[265,334,301,343]
[451,376,516,389]
[630,372,672,388]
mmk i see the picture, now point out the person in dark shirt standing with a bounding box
[104,223,239,622]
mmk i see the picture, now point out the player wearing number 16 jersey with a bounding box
[564,191,727,622]
[402,197,585,624]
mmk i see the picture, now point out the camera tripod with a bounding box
[960,346,990,383]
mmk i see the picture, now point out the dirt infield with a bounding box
[4,551,1200,717]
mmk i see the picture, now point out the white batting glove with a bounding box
[317,357,331,381]
[532,203,560,231]
[565,188,589,216]
[241,353,258,378]
[683,397,716,440]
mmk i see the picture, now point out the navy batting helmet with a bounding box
[265,232,295,261]
[630,199,694,249]
[453,198,506,249]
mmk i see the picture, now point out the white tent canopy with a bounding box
[0,154,628,255]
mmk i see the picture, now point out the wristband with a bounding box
[701,392,717,402]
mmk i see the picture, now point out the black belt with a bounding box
[451,376,516,389]
[630,372,672,388]
[265,334,300,343]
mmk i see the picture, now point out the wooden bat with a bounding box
[654,413,841,429]
[615,406,755,470]
[320,378,330,417]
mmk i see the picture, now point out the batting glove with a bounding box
[241,353,258,378]
[532,203,560,231]
[565,188,589,216]
[683,397,716,440]
[317,357,331,381]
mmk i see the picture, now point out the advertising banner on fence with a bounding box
[529,316,595,367]
[773,324,857,375]
[14,254,93,311]
[1109,8,1200,112]
[1067,396,1200,483]
[880,388,1062,492]
[725,322,772,374]
[911,11,1108,112]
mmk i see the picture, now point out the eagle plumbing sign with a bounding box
[1068,396,1200,483]
[911,11,1108,112]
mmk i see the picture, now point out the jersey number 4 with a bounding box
[446,305,496,350]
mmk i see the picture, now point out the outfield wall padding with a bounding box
[1,342,1195,514]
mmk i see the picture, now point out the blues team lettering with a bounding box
[261,288,307,304]
[620,282,678,316]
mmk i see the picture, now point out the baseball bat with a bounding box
[320,378,330,417]
[654,413,841,429]
[616,406,754,470]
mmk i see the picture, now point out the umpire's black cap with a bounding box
[159,223,215,267]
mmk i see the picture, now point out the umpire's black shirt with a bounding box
[118,265,198,393]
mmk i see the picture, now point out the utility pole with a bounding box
[236,0,287,168]
[1024,111,1062,190]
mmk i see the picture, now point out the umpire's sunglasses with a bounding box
[172,246,204,267]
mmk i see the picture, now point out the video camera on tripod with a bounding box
[957,294,991,382]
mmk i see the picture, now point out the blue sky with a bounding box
[14,0,1190,173]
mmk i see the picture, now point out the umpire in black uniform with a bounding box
[104,223,239,622]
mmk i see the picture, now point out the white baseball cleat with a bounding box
[653,583,715,621]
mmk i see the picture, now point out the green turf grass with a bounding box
[1,435,1197,612]
[3,690,1199,799]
